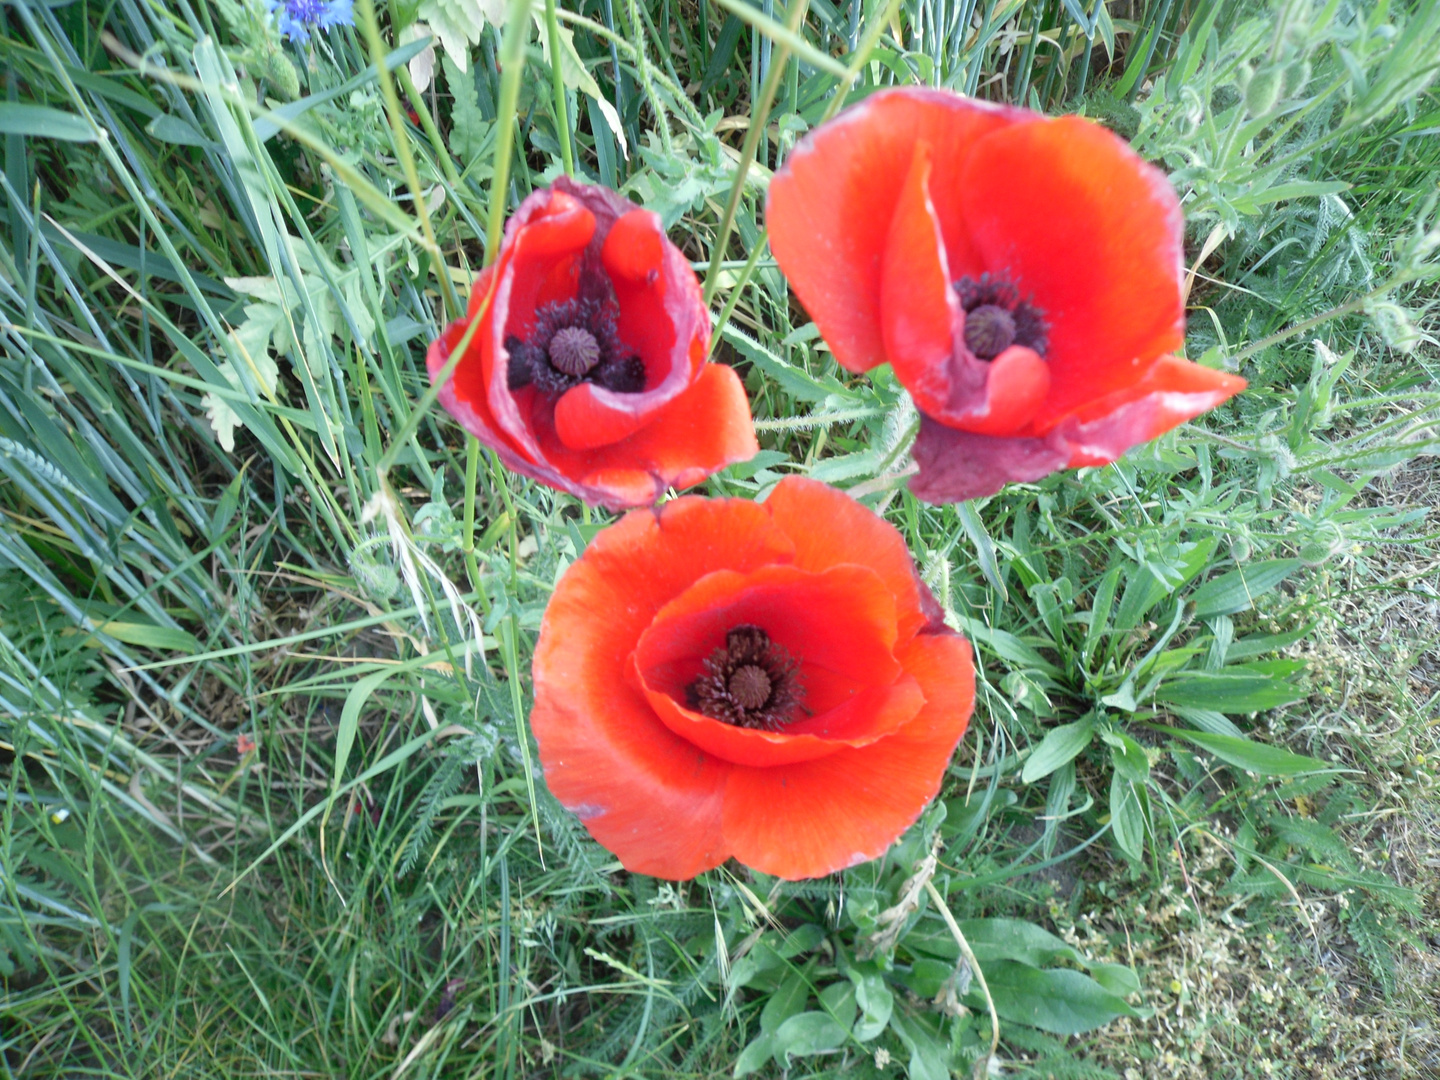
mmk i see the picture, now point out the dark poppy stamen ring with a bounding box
[687,624,804,732]
[954,273,1048,360]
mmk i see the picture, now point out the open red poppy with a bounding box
[766,88,1246,502]
[428,178,757,510]
[531,477,975,880]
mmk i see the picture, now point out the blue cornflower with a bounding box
[266,0,354,43]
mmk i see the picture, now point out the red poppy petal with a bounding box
[768,89,1022,374]
[909,415,1069,504]
[762,476,938,636]
[532,496,795,878]
[957,115,1185,427]
[538,363,757,509]
[602,207,666,284]
[1056,357,1247,467]
[428,306,537,470]
[880,141,958,418]
[909,358,1245,501]
[605,207,705,397]
[721,631,975,879]
[947,344,1051,436]
[640,662,925,768]
[634,563,903,716]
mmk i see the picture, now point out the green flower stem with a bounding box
[703,0,811,306]
[486,0,534,266]
[462,436,487,603]
[545,0,575,176]
[395,63,466,192]
[707,234,770,354]
[354,0,461,321]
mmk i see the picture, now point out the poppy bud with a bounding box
[1245,63,1284,117]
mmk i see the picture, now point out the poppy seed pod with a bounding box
[428,178,757,510]
[767,88,1246,503]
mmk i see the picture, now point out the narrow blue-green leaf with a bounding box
[956,501,1008,603]
[0,103,95,141]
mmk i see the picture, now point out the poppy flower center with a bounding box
[507,297,647,396]
[687,625,804,732]
[963,305,1016,360]
[549,326,601,376]
[954,274,1047,359]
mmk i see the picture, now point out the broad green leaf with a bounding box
[772,1012,848,1061]
[978,962,1141,1034]
[145,114,212,147]
[818,980,857,1032]
[1083,566,1120,666]
[760,969,808,1034]
[1022,715,1097,783]
[1191,559,1304,618]
[848,971,893,1041]
[1155,671,1302,713]
[1104,730,1150,783]
[887,1011,950,1080]
[81,620,201,653]
[771,923,825,959]
[1170,706,1244,738]
[1167,729,1334,775]
[955,919,1084,969]
[733,1033,775,1077]
[0,103,95,141]
[1089,961,1142,997]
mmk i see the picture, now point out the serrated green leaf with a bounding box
[442,54,491,163]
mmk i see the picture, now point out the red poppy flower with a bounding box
[766,88,1246,502]
[427,178,758,510]
[531,476,975,880]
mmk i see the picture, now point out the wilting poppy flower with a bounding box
[767,88,1246,502]
[531,476,975,880]
[428,178,757,510]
